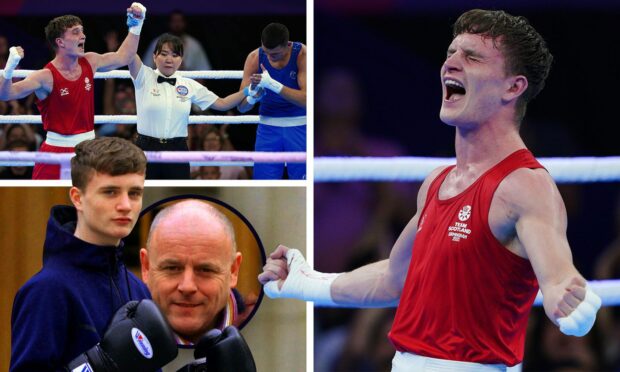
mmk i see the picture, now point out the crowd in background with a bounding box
[0,11,304,179]
[313,5,620,367]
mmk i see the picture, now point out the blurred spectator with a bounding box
[190,127,248,180]
[0,35,9,69]
[523,308,599,372]
[594,193,620,370]
[195,165,221,180]
[142,10,212,71]
[0,123,38,151]
[99,30,137,141]
[315,68,417,273]
[316,308,396,372]
[0,139,34,179]
[314,68,417,371]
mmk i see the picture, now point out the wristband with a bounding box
[3,47,21,79]
[558,286,602,337]
[263,249,341,306]
[127,2,147,35]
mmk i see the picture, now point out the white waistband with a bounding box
[259,115,306,127]
[392,351,508,372]
[45,130,95,147]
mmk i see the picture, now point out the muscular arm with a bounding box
[259,166,445,308]
[237,50,259,113]
[330,167,444,307]
[504,168,585,325]
[86,32,140,73]
[0,69,51,101]
[331,216,419,307]
[86,4,145,72]
[276,44,306,108]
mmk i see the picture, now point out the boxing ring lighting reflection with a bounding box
[314,155,620,307]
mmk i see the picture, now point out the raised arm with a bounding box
[258,166,445,308]
[506,168,601,336]
[0,47,51,101]
[85,3,146,72]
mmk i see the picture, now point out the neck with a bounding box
[453,118,526,174]
[52,53,79,70]
[74,221,120,247]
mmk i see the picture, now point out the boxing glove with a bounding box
[193,326,256,372]
[67,299,178,372]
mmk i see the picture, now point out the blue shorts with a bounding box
[254,124,306,179]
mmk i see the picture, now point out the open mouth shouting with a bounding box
[444,78,466,102]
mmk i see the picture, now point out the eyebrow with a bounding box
[447,46,485,59]
[159,258,182,266]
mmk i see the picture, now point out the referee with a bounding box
[128,33,260,179]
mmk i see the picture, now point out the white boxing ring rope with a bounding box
[0,68,306,172]
[5,69,243,79]
[315,156,620,183]
[0,151,305,179]
[0,114,259,124]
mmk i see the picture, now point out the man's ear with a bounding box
[502,75,528,103]
[230,252,242,288]
[69,186,83,212]
[139,248,150,283]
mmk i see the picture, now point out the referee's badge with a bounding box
[176,85,189,96]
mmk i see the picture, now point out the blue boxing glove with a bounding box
[126,2,147,35]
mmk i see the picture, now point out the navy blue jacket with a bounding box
[10,205,151,372]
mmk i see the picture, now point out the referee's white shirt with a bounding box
[132,65,218,139]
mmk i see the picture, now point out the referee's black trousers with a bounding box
[136,134,190,180]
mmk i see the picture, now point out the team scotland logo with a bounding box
[176,85,189,96]
[458,205,472,222]
[289,71,297,80]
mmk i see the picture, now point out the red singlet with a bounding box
[389,149,543,366]
[33,58,94,179]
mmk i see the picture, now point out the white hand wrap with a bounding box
[126,2,147,35]
[558,286,602,336]
[245,85,265,105]
[3,47,21,79]
[258,69,284,94]
[264,249,341,306]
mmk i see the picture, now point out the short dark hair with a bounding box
[71,137,146,190]
[453,9,553,122]
[45,15,82,51]
[154,33,184,57]
[261,23,289,49]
